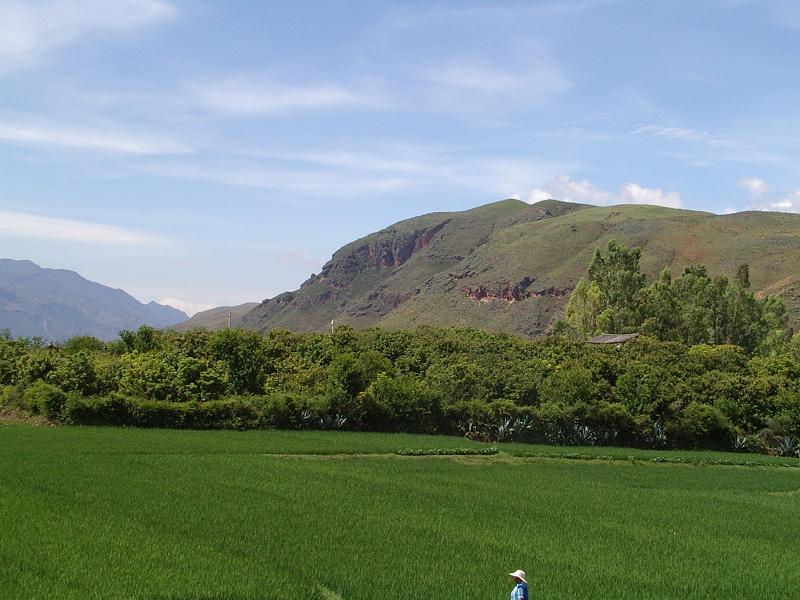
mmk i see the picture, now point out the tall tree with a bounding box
[565,240,645,336]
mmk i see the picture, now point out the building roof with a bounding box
[587,332,640,344]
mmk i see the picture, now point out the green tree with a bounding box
[564,240,645,336]
[564,278,605,337]
[118,325,164,353]
[209,329,266,395]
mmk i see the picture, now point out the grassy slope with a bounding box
[240,199,589,333]
[241,200,800,337]
[2,426,799,599]
[381,203,800,334]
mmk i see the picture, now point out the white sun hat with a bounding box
[509,569,527,583]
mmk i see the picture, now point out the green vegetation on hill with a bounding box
[1,426,798,599]
[241,200,800,337]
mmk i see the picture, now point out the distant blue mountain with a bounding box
[0,259,188,341]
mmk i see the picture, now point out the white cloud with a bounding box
[158,297,215,317]
[526,176,682,209]
[739,177,769,197]
[0,211,165,245]
[528,175,612,204]
[618,182,682,208]
[736,177,800,213]
[0,0,176,69]
[188,78,378,115]
[0,118,191,154]
[763,191,800,213]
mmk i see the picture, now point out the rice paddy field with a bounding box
[1,425,799,599]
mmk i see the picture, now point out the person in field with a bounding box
[509,569,528,600]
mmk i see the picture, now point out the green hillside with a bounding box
[241,200,800,336]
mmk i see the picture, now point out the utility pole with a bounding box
[228,311,232,329]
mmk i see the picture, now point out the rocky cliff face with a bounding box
[240,199,586,334]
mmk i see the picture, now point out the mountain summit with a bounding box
[0,259,187,341]
[240,199,800,337]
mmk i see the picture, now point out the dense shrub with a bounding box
[668,402,735,449]
[64,393,135,426]
[23,381,67,420]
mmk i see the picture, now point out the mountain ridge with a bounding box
[240,199,800,336]
[0,259,187,341]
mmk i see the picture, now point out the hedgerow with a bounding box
[2,324,800,455]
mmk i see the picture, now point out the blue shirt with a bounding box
[511,581,528,600]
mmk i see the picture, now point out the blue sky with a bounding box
[1,0,799,314]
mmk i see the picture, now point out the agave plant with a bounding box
[596,429,619,446]
[572,423,598,446]
[777,436,799,457]
[298,409,316,430]
[496,417,514,442]
[544,425,565,445]
[642,420,668,449]
[512,416,534,436]
[319,413,348,430]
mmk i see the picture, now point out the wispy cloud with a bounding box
[0,117,191,154]
[0,0,177,69]
[528,175,682,209]
[186,78,380,115]
[279,250,328,272]
[717,0,800,29]
[143,160,410,196]
[142,148,566,200]
[633,125,737,148]
[422,58,569,98]
[383,1,621,30]
[0,211,166,245]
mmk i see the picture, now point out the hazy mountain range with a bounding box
[0,259,187,342]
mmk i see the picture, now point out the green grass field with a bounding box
[2,425,799,599]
